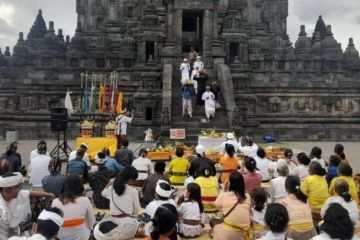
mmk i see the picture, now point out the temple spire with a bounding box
[27,9,47,41]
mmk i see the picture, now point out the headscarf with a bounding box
[0,172,23,188]
[38,209,64,227]
[155,180,172,198]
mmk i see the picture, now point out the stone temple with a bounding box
[0,0,360,141]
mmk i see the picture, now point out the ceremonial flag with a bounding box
[84,72,89,113]
[98,75,104,113]
[116,91,123,114]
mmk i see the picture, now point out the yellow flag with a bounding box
[98,85,105,113]
[116,91,123,114]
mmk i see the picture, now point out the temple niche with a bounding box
[0,0,360,140]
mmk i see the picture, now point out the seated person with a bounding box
[88,152,117,209]
[132,149,154,187]
[42,157,66,198]
[103,147,124,173]
[141,161,169,208]
[188,145,216,179]
[66,149,89,182]
[146,204,178,240]
[9,207,64,240]
[94,215,140,240]
[167,148,189,185]
[195,167,219,212]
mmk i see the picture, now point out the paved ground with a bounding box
[1,139,359,172]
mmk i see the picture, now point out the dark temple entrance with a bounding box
[182,11,203,53]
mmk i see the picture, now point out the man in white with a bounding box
[9,208,64,240]
[255,148,275,181]
[0,173,55,239]
[29,140,50,163]
[201,86,215,121]
[68,143,90,167]
[190,66,199,94]
[180,58,190,85]
[29,143,51,188]
[115,109,133,149]
[216,132,239,153]
[132,149,154,181]
[193,56,204,70]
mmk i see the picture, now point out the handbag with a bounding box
[209,198,241,228]
[111,188,132,217]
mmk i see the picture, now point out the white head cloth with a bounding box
[226,132,235,140]
[195,145,205,156]
[38,210,64,227]
[94,216,139,240]
[183,58,188,62]
[0,172,23,188]
[156,180,172,198]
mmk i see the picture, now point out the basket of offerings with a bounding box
[105,121,116,138]
[265,146,285,160]
[80,120,94,138]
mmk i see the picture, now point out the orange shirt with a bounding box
[220,155,238,183]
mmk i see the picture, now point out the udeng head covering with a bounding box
[94,216,139,240]
[155,180,172,198]
[38,209,64,228]
[226,132,235,140]
[195,145,205,156]
[183,58,188,62]
[0,172,23,188]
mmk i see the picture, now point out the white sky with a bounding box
[0,0,359,52]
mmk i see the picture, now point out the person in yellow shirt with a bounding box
[219,144,238,183]
[329,163,359,203]
[167,148,189,185]
[195,166,219,212]
[300,161,329,219]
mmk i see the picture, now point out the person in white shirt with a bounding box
[289,152,311,183]
[29,140,50,163]
[0,173,55,239]
[132,149,154,183]
[258,203,293,240]
[29,143,51,188]
[310,146,327,170]
[180,58,190,85]
[216,132,239,154]
[9,208,64,240]
[238,136,259,158]
[255,148,275,182]
[270,160,288,202]
[190,66,199,94]
[321,180,359,227]
[250,188,268,239]
[145,180,176,236]
[312,203,359,240]
[68,143,90,167]
[274,149,297,178]
[201,86,215,121]
[193,56,204,70]
[115,109,133,149]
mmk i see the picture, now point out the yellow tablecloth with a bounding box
[76,137,117,160]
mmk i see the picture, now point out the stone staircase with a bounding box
[170,68,230,145]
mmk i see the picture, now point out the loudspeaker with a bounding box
[50,108,68,132]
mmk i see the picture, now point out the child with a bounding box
[258,203,292,240]
[201,86,215,122]
[251,188,268,239]
[178,183,205,238]
[242,157,262,193]
[146,204,178,240]
[181,83,193,118]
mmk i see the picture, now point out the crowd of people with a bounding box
[180,48,221,122]
[0,136,360,240]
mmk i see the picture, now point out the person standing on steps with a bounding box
[180,58,190,85]
[181,83,193,118]
[115,109,134,149]
[202,86,216,122]
[188,46,198,70]
[193,56,204,70]
[194,69,208,106]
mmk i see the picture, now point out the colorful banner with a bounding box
[76,137,117,160]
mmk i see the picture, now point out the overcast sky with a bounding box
[0,0,359,53]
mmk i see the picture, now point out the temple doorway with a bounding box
[182,11,203,53]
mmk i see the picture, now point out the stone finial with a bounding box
[66,35,70,43]
[18,32,24,42]
[326,25,333,35]
[38,9,42,16]
[314,31,321,41]
[299,25,306,36]
[5,47,10,56]
[0,48,3,55]
[48,21,55,32]
[348,38,354,47]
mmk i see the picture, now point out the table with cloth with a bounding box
[76,137,117,160]
[198,136,227,152]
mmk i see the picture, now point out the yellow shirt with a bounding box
[168,157,189,184]
[195,176,218,212]
[329,176,359,203]
[301,175,329,213]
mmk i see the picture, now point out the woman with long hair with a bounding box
[280,175,316,240]
[219,144,238,183]
[334,143,349,165]
[146,204,178,240]
[102,166,140,216]
[251,188,268,239]
[42,157,66,198]
[212,171,251,240]
[313,203,355,240]
[300,162,329,219]
[51,175,96,240]
[177,182,205,238]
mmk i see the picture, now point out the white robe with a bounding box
[202,91,215,111]
[65,91,74,115]
[180,63,190,85]
[193,60,204,69]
